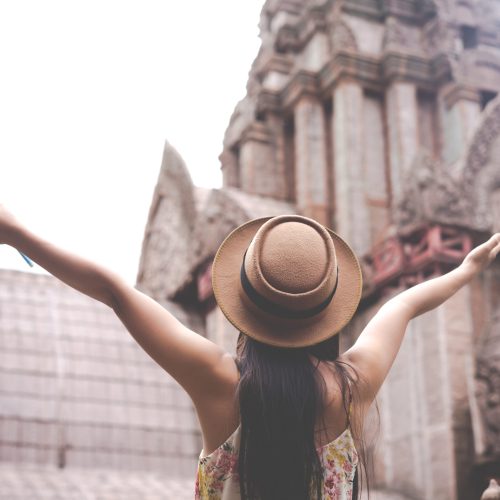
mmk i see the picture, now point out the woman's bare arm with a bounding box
[0,205,238,403]
[343,233,500,407]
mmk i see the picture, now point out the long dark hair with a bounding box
[235,332,370,500]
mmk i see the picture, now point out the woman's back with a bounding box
[195,359,359,500]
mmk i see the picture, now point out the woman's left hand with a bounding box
[461,232,500,276]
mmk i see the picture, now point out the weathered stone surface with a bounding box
[474,267,500,457]
[0,462,194,499]
[333,81,372,254]
[187,187,297,287]
[396,97,500,234]
[386,82,419,204]
[395,152,474,229]
[294,95,330,225]
[136,141,198,303]
[0,269,201,481]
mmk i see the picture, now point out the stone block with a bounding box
[0,417,20,443]
[179,456,198,478]
[1,351,20,371]
[385,82,418,202]
[126,405,146,428]
[19,444,38,463]
[179,431,200,456]
[0,370,19,394]
[36,422,58,448]
[19,419,40,445]
[0,443,22,462]
[65,448,91,468]
[428,429,455,499]
[0,332,19,349]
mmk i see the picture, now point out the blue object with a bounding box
[18,251,34,267]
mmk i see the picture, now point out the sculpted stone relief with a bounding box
[396,98,500,232]
[382,17,422,54]
[464,98,500,189]
[330,20,358,53]
[137,142,197,300]
[475,308,500,457]
[395,151,473,229]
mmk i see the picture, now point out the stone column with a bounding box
[492,188,500,233]
[266,112,289,201]
[219,149,239,189]
[385,81,419,204]
[293,94,330,225]
[333,81,371,255]
[440,85,481,166]
[239,122,282,198]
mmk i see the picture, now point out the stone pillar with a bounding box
[333,81,371,255]
[375,285,474,500]
[239,122,283,198]
[440,85,481,166]
[493,188,500,233]
[386,82,419,203]
[293,94,330,225]
[439,84,481,165]
[441,285,476,500]
[220,149,239,189]
[266,113,289,201]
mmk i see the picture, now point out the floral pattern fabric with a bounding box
[195,425,358,500]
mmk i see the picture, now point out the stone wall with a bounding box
[0,270,201,478]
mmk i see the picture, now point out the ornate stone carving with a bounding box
[188,188,296,277]
[331,20,357,53]
[462,97,500,229]
[431,0,453,14]
[136,142,197,300]
[382,16,421,53]
[398,98,500,237]
[476,313,500,457]
[395,152,473,229]
[464,97,500,188]
[422,17,455,56]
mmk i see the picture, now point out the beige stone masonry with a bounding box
[385,81,418,204]
[333,81,372,254]
[294,94,330,225]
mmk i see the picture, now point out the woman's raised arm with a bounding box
[343,233,500,408]
[0,204,238,403]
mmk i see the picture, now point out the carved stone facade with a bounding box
[136,1,500,499]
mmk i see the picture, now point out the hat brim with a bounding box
[212,217,363,348]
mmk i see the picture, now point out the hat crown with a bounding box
[244,216,337,311]
[259,222,329,294]
[212,214,363,347]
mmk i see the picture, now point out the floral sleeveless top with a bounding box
[195,424,358,499]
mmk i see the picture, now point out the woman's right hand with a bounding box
[461,232,500,276]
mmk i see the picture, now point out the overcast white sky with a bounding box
[0,1,265,283]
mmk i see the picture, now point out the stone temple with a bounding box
[1,0,500,498]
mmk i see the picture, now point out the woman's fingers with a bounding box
[489,234,500,260]
[462,232,500,274]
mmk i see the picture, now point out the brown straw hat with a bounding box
[212,215,363,348]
